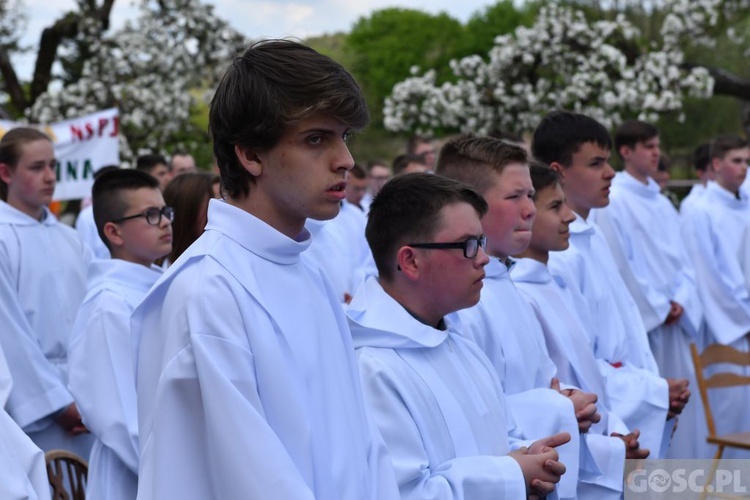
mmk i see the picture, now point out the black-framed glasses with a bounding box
[408,235,487,259]
[111,206,174,226]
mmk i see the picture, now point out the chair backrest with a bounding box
[45,449,88,500]
[690,343,750,438]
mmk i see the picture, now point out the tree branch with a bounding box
[28,0,117,108]
[0,46,27,112]
[683,62,750,101]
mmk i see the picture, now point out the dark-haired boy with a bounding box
[135,153,171,190]
[682,135,750,456]
[132,40,399,499]
[68,169,171,500]
[349,172,569,499]
[589,120,707,458]
[512,162,636,496]
[533,111,687,459]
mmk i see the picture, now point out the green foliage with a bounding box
[345,8,464,127]
[458,0,539,57]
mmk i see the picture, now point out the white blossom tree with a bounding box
[2,0,247,161]
[383,0,750,136]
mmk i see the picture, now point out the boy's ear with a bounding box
[0,163,13,184]
[395,245,421,281]
[234,145,263,177]
[103,221,125,248]
[619,145,632,161]
[549,162,565,178]
[710,157,721,173]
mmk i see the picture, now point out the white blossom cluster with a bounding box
[27,0,247,163]
[384,3,714,135]
[661,0,750,50]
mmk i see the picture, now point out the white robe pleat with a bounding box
[0,343,49,500]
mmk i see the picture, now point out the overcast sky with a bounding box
[16,0,500,78]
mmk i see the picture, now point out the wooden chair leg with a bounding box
[701,445,725,500]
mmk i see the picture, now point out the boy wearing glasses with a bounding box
[349,172,569,499]
[132,40,399,499]
[67,168,171,500]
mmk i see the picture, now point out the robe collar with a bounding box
[568,211,595,236]
[484,256,515,281]
[614,170,660,199]
[511,257,568,289]
[0,201,56,226]
[705,180,749,207]
[86,258,163,292]
[203,198,311,265]
[347,276,452,349]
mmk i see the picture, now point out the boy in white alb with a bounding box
[349,172,569,499]
[513,163,660,496]
[682,135,750,457]
[132,40,399,499]
[68,169,172,499]
[0,127,93,459]
[589,120,708,458]
[437,136,614,499]
[533,111,689,459]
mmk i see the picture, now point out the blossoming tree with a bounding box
[383,0,750,136]
[2,0,247,161]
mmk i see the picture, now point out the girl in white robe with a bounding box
[0,128,93,458]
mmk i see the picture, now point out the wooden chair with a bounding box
[690,343,750,499]
[45,449,88,500]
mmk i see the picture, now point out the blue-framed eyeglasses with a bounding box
[111,206,174,226]
[408,235,487,259]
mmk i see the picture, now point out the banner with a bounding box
[0,108,120,201]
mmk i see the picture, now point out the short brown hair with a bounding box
[209,39,369,199]
[436,135,528,195]
[710,135,748,160]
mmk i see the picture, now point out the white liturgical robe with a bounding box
[348,276,527,499]
[0,344,49,500]
[68,259,163,500]
[681,181,750,453]
[548,214,671,458]
[133,199,399,500]
[679,182,706,217]
[0,201,93,457]
[453,258,580,499]
[590,172,710,459]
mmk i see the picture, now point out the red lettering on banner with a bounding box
[68,115,119,142]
